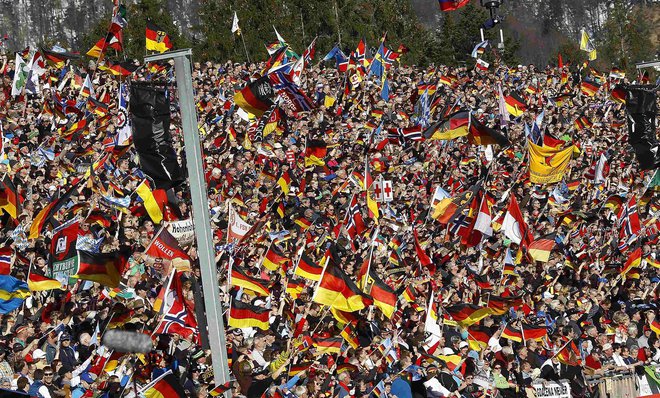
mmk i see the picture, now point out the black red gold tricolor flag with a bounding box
[313,337,342,354]
[143,371,187,398]
[468,116,510,146]
[528,233,556,262]
[501,324,523,342]
[29,176,88,239]
[230,267,270,296]
[27,272,62,291]
[522,323,548,341]
[444,303,491,326]
[0,175,20,219]
[294,253,323,281]
[262,245,289,271]
[145,21,173,53]
[73,248,131,288]
[363,270,397,318]
[228,300,270,330]
[312,263,372,312]
[505,92,527,117]
[233,76,274,117]
[98,60,139,77]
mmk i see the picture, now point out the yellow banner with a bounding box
[528,141,574,184]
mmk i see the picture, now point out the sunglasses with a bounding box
[44,373,53,376]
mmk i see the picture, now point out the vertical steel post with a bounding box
[144,49,230,395]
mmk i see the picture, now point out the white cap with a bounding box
[459,341,469,349]
[33,349,46,360]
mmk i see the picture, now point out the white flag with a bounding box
[231,12,240,35]
[227,203,252,243]
[11,53,29,96]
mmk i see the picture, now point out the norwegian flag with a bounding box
[268,70,315,112]
[153,272,199,343]
[618,196,641,239]
[0,246,11,275]
[386,126,424,145]
[345,195,366,245]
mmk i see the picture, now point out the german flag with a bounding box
[73,248,130,288]
[276,202,285,218]
[650,320,660,337]
[107,306,133,328]
[432,185,479,224]
[622,247,641,279]
[580,80,600,97]
[468,116,510,146]
[550,94,573,107]
[42,49,79,69]
[528,233,556,262]
[331,307,358,325]
[423,110,470,140]
[58,117,90,141]
[277,171,292,195]
[29,177,87,239]
[230,267,270,296]
[522,323,547,341]
[286,280,304,299]
[312,263,372,312]
[556,339,581,366]
[505,92,527,117]
[135,179,164,225]
[467,326,491,351]
[340,324,359,349]
[294,253,323,281]
[0,175,21,219]
[363,270,396,318]
[145,21,173,53]
[234,76,274,117]
[487,295,522,315]
[86,97,109,117]
[228,300,270,330]
[98,60,139,77]
[574,115,592,130]
[444,304,491,327]
[262,245,289,271]
[610,86,626,104]
[401,286,416,303]
[208,382,232,397]
[501,324,523,342]
[143,371,186,398]
[305,139,328,167]
[87,22,123,58]
[27,272,62,291]
[313,337,342,354]
[336,363,358,374]
[288,362,313,377]
[294,216,312,231]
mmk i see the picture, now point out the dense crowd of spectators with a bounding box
[0,43,658,398]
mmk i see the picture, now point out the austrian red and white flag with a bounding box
[502,195,530,246]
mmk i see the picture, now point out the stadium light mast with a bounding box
[144,48,231,397]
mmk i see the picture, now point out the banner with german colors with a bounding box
[228,300,270,330]
[528,233,556,262]
[363,269,397,318]
[444,303,492,327]
[522,323,548,341]
[501,324,523,342]
[262,245,289,271]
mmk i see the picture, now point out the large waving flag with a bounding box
[312,262,372,312]
[73,248,131,288]
[528,141,574,184]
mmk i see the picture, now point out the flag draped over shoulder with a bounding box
[528,141,574,184]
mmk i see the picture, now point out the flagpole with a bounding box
[240,34,251,64]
